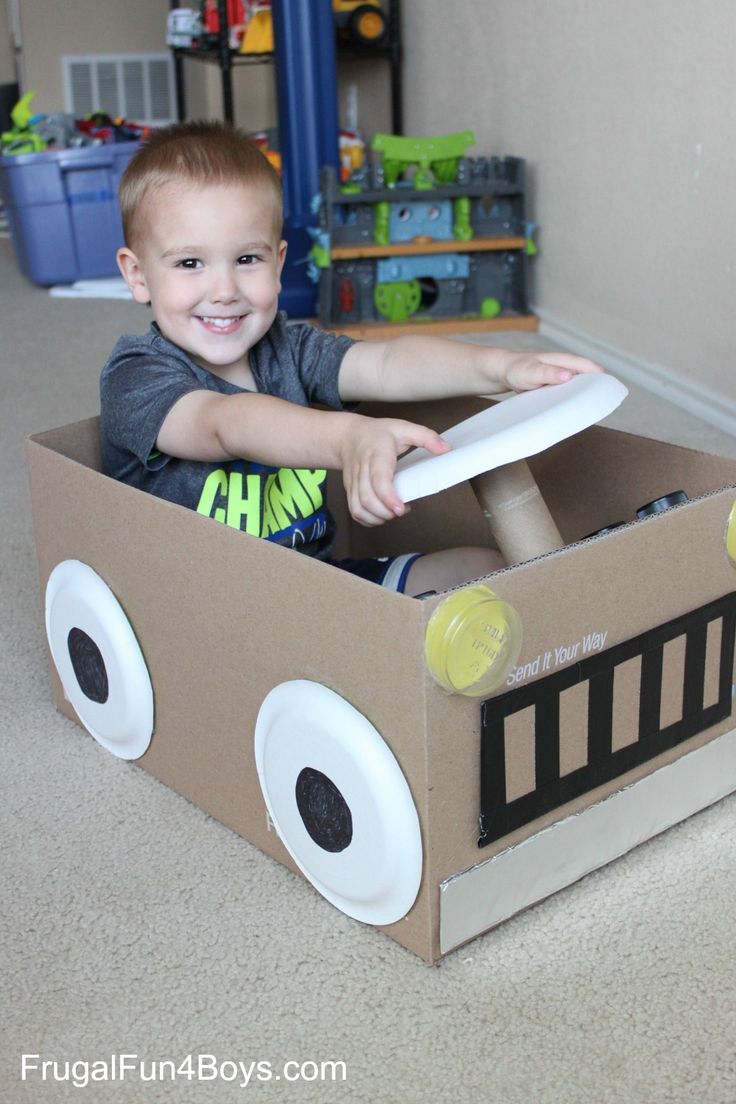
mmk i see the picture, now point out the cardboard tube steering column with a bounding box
[394,373,629,566]
[470,460,564,562]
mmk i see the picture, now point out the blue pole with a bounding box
[271,0,341,317]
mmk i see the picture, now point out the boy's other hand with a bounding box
[500,351,604,393]
[340,416,450,527]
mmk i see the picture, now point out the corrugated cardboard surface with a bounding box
[27,422,436,959]
[354,399,736,959]
[27,408,736,963]
[420,464,736,960]
[531,424,736,542]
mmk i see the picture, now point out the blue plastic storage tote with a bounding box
[0,141,139,285]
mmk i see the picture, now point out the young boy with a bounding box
[101,121,602,597]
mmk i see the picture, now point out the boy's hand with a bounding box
[499,351,604,393]
[339,416,450,527]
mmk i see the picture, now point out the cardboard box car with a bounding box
[27,396,736,963]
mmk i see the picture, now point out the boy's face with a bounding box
[117,181,287,381]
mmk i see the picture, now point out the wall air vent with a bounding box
[62,54,175,125]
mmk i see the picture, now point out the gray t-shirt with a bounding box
[100,314,355,560]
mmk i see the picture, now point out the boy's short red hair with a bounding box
[119,119,283,248]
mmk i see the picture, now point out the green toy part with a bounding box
[11,90,37,130]
[1,90,46,155]
[0,131,45,154]
[371,131,476,187]
[480,297,501,319]
[309,242,331,270]
[453,196,473,241]
[374,280,422,322]
[373,200,390,246]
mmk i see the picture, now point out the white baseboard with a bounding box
[535,309,736,439]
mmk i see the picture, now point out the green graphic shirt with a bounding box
[100,315,355,559]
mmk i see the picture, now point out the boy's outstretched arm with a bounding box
[155,389,450,526]
[338,334,604,403]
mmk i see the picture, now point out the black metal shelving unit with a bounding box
[170,0,403,133]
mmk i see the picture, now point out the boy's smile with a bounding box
[117,181,287,385]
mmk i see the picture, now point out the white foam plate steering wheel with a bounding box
[394,373,628,503]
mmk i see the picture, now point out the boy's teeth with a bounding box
[204,317,234,327]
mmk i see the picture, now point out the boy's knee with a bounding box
[405,545,503,596]
[463,546,504,575]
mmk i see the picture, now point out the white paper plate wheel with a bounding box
[45,560,154,759]
[255,681,423,925]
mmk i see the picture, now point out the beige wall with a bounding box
[0,1,16,85]
[17,0,169,111]
[183,43,393,136]
[403,0,736,415]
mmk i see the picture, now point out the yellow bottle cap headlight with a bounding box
[424,584,522,697]
[726,501,736,564]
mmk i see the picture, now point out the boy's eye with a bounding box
[176,258,202,269]
[237,254,260,266]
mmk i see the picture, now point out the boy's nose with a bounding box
[210,267,240,303]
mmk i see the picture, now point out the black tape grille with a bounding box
[478,592,736,847]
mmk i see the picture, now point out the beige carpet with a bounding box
[2,236,735,1103]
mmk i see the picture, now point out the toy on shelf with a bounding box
[249,127,281,174]
[202,0,248,49]
[312,129,538,337]
[333,0,387,46]
[166,7,203,47]
[248,125,362,182]
[236,0,387,53]
[240,2,274,53]
[201,0,387,55]
[338,127,366,181]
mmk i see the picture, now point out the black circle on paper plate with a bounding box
[67,627,109,704]
[295,767,353,853]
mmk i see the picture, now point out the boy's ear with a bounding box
[275,239,287,291]
[117,247,151,305]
